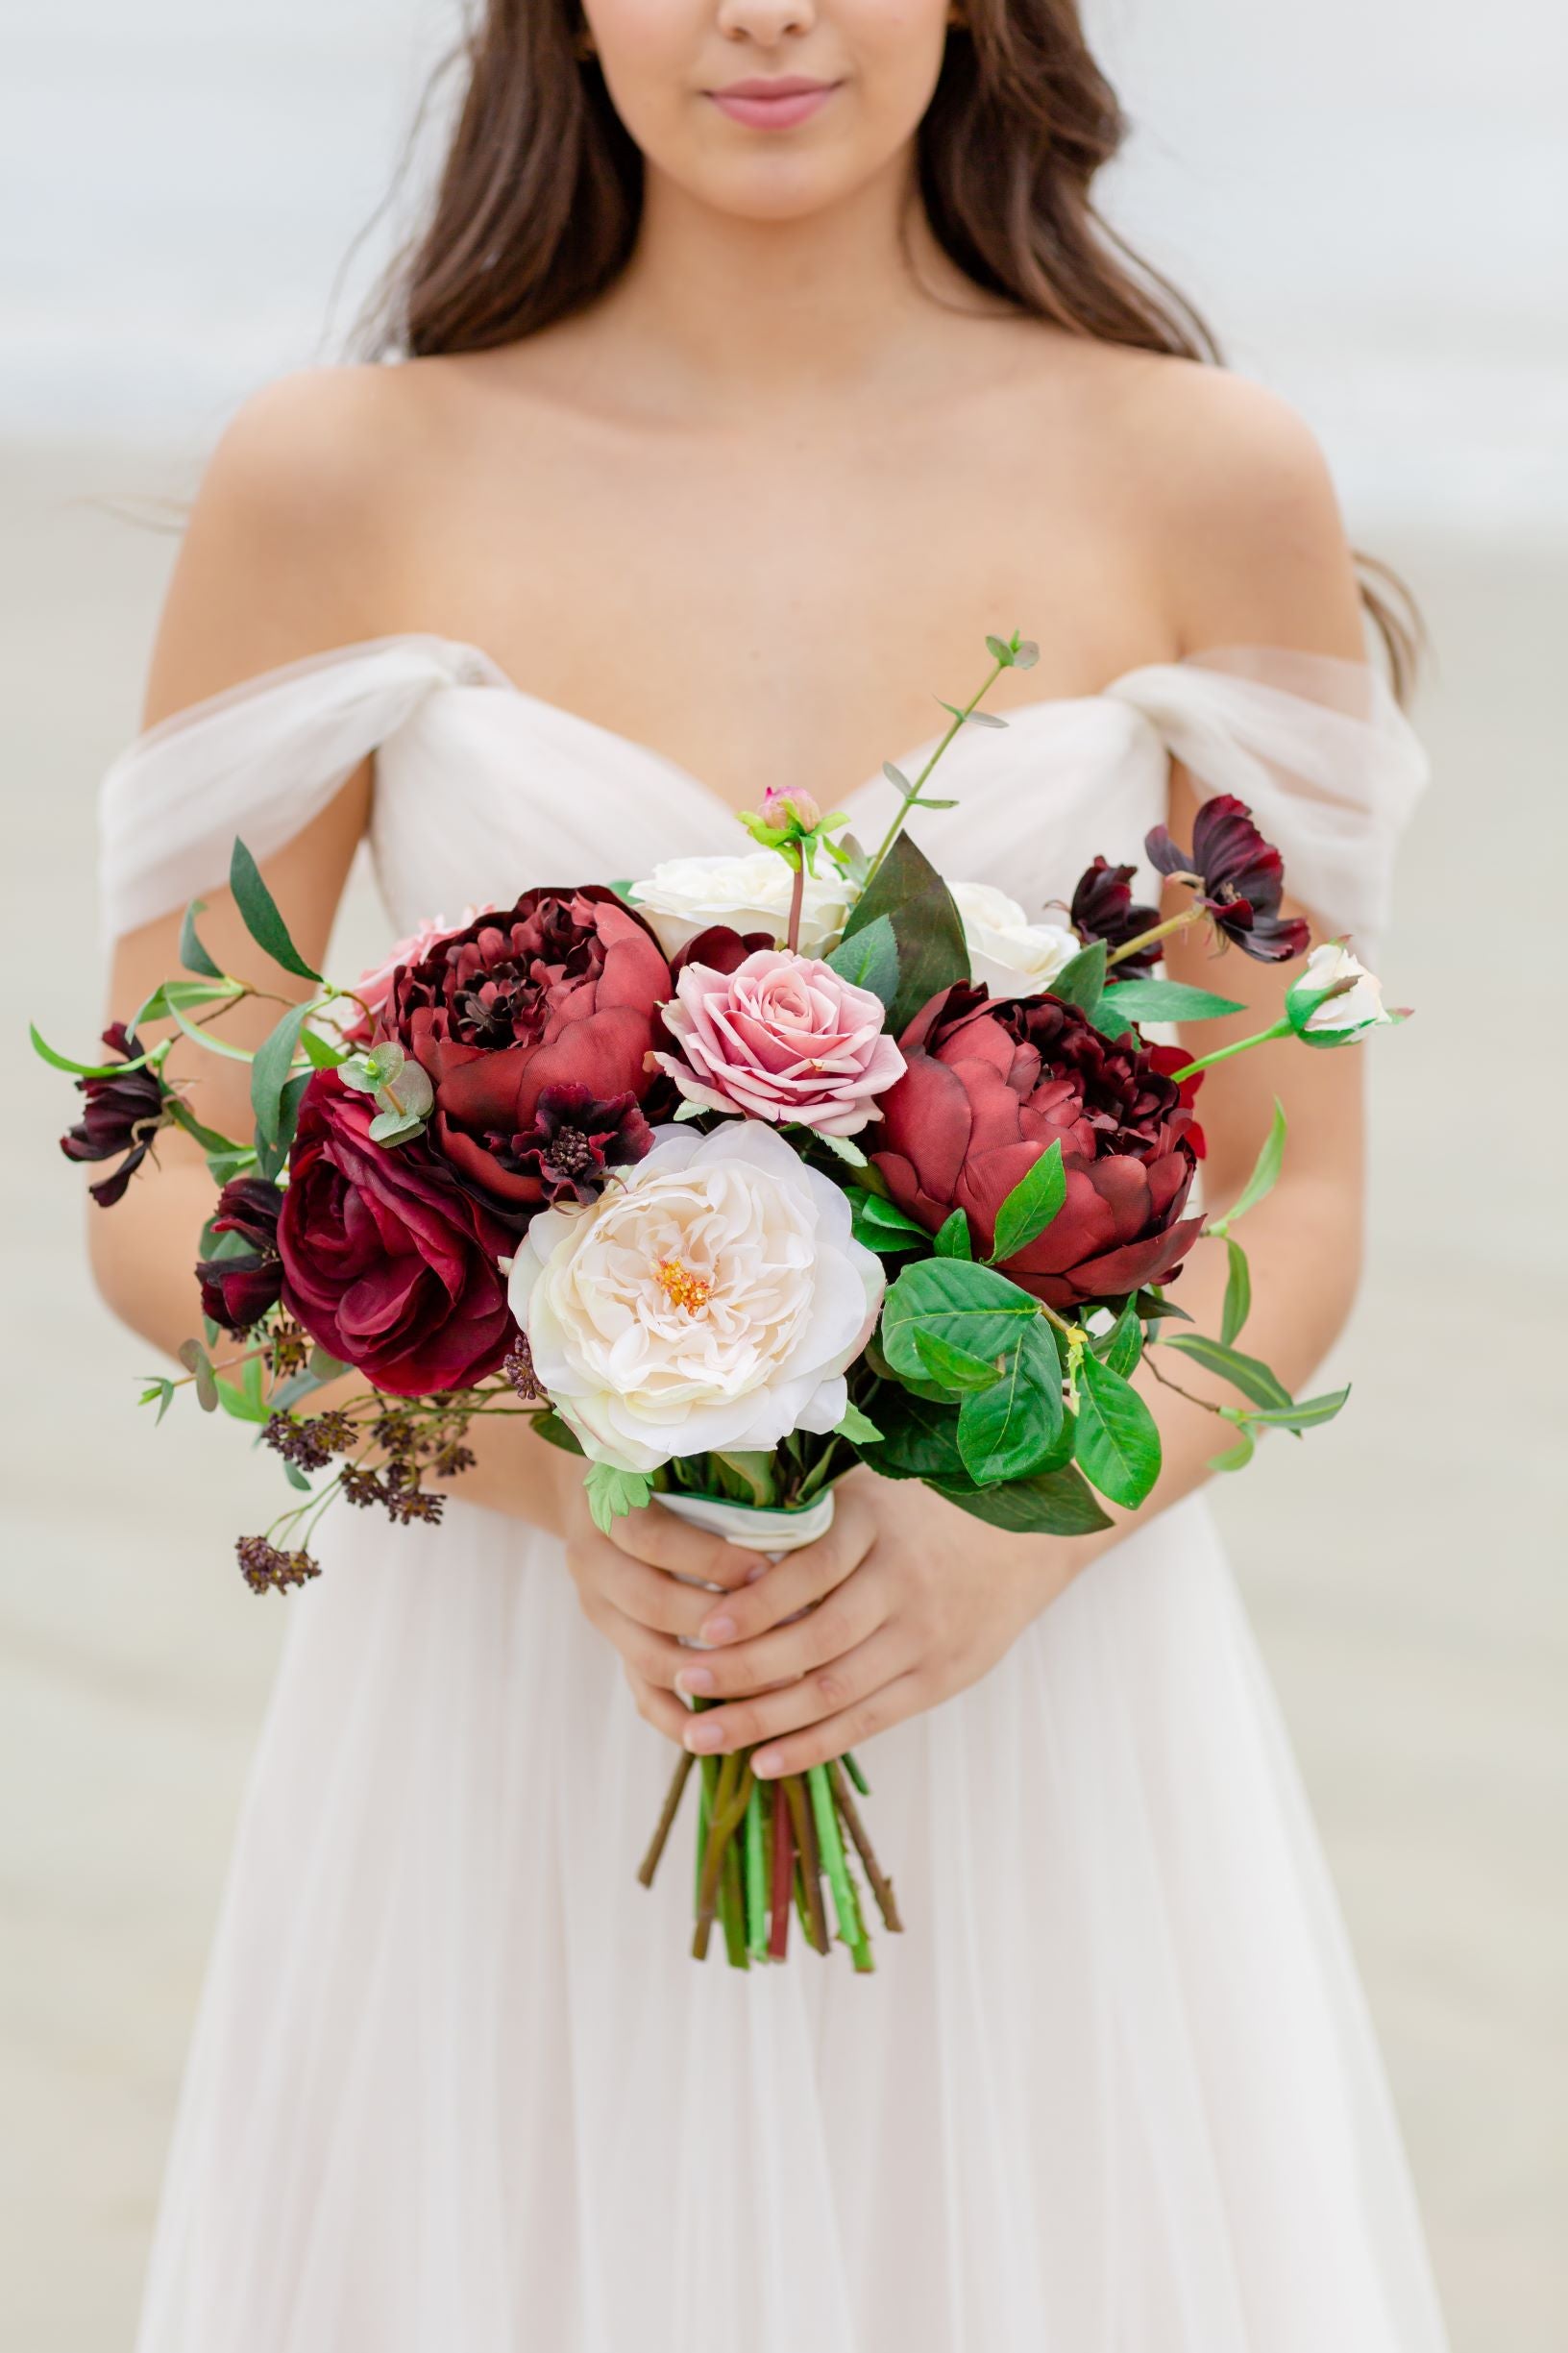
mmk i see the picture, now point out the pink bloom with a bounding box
[354,906,497,1023]
[652,949,905,1138]
[762,785,822,833]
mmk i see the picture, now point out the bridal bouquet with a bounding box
[45,630,1406,1971]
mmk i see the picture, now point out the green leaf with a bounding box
[368,1109,425,1146]
[867,1388,969,1483]
[1209,1428,1256,1474]
[934,1210,972,1260]
[1074,1350,1162,1507]
[1047,940,1107,1014]
[882,760,915,798]
[300,1027,347,1071]
[1101,978,1245,1024]
[1164,1331,1292,1410]
[179,897,226,979]
[841,831,969,1034]
[229,838,323,983]
[205,1145,257,1185]
[133,976,244,1028]
[913,1331,1002,1392]
[1101,1299,1144,1378]
[1220,1238,1252,1345]
[254,1074,308,1184]
[282,1459,313,1492]
[989,1140,1066,1265]
[30,1023,155,1079]
[880,1258,1039,1385]
[250,1002,314,1147]
[215,1374,270,1425]
[1220,1099,1287,1230]
[848,1189,931,1256]
[825,912,898,1009]
[1088,995,1138,1042]
[165,1097,242,1155]
[985,633,1015,665]
[1135,1288,1193,1324]
[834,1400,884,1447]
[938,1462,1111,1536]
[177,1337,219,1414]
[812,1129,868,1169]
[530,1410,586,1458]
[585,1459,654,1532]
[308,1346,348,1384]
[139,1377,176,1426]
[957,1320,1065,1483]
[1242,1385,1352,1431]
[164,992,254,1062]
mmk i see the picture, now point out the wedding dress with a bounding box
[100,637,1449,2353]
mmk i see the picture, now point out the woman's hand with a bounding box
[657,1471,1089,1779]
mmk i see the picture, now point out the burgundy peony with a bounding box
[1145,795,1311,964]
[278,1070,515,1394]
[60,1024,171,1207]
[871,986,1205,1310]
[385,889,673,1219]
[197,1175,285,1333]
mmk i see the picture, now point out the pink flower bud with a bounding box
[761,785,822,834]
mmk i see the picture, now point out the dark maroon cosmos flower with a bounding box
[196,1175,285,1334]
[386,890,672,1220]
[1144,795,1310,964]
[278,1070,515,1394]
[872,985,1205,1310]
[482,1082,653,1207]
[1069,857,1163,973]
[60,1024,171,1207]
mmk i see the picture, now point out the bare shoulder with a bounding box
[144,364,433,724]
[1098,355,1364,658]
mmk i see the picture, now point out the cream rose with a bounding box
[1286,942,1399,1041]
[950,882,1080,998]
[508,1121,884,1473]
[629,852,849,957]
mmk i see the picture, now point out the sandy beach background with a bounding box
[3,3,1565,2347]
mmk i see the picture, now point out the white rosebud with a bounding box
[1286,942,1401,1042]
[949,882,1080,997]
[628,852,849,956]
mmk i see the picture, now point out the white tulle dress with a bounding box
[100,638,1450,2353]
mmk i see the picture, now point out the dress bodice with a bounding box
[98,634,1428,957]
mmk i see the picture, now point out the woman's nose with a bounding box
[715,0,820,44]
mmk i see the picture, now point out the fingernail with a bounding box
[685,1719,723,1752]
[752,1748,783,1778]
[744,1559,771,1584]
[699,1613,737,1644]
[676,1665,714,1697]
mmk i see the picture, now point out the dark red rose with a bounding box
[278,1070,515,1394]
[481,1081,654,1207]
[1145,795,1311,964]
[197,1176,285,1333]
[60,1023,171,1207]
[669,924,775,980]
[871,985,1205,1310]
[386,889,672,1218]
[1069,857,1162,973]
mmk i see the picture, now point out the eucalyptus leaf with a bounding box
[255,1074,309,1183]
[215,1374,270,1425]
[965,709,1008,730]
[179,897,226,979]
[368,1109,426,1146]
[1047,940,1107,1014]
[166,1098,242,1156]
[250,1003,314,1147]
[230,837,324,983]
[282,1459,313,1492]
[164,993,254,1062]
[934,1210,972,1261]
[883,761,916,798]
[1220,1238,1252,1345]
[177,1337,219,1414]
[1163,1331,1292,1410]
[989,1140,1066,1265]
[139,1377,176,1426]
[1074,1350,1162,1507]
[30,1023,155,1080]
[1241,1385,1351,1431]
[1101,978,1245,1024]
[825,913,898,1009]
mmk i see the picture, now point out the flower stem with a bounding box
[744,1779,770,1962]
[637,1748,696,1889]
[692,1753,754,1962]
[1167,1017,1293,1084]
[786,852,806,957]
[769,1775,796,1960]
[863,656,1008,886]
[785,1772,830,1954]
[1104,903,1210,968]
[829,1759,902,1933]
[809,1763,874,1972]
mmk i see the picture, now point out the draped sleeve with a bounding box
[97,635,505,941]
[1107,648,1429,959]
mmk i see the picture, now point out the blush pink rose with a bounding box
[652,948,905,1137]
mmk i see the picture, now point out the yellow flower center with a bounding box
[655,1258,713,1314]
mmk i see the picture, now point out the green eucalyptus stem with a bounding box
[744,1779,770,1961]
[1168,1017,1293,1085]
[808,1762,874,1973]
[1104,901,1210,969]
[862,655,1008,886]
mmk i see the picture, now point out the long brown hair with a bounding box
[364,0,1419,694]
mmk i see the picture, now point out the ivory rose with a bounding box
[652,948,906,1136]
[508,1121,884,1473]
[1286,943,1401,1042]
[629,852,850,957]
[949,882,1081,997]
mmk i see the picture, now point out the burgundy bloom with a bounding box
[1144,795,1311,964]
[197,1176,285,1334]
[60,1024,171,1207]
[278,1070,515,1394]
[386,889,672,1220]
[871,985,1205,1311]
[668,924,775,981]
[483,1082,654,1207]
[1069,857,1163,974]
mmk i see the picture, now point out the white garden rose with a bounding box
[629,852,850,957]
[1286,942,1398,1040]
[508,1121,884,1474]
[949,882,1080,997]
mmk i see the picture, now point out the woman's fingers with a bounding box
[674,1566,889,1703]
[590,1544,723,1641]
[689,1490,878,1649]
[623,1663,691,1747]
[748,1673,925,1780]
[682,1625,917,1760]
[609,1501,759,1591]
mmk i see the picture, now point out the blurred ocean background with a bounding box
[2,4,1563,2348]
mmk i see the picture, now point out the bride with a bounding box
[91,2,1449,2346]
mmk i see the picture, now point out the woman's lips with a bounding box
[706,78,839,132]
